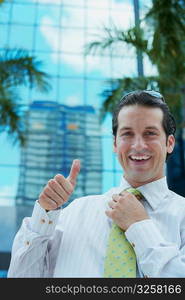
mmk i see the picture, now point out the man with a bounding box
[8,90,185,277]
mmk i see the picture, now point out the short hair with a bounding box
[112,90,176,159]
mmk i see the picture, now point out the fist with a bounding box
[105,191,149,231]
[38,159,80,211]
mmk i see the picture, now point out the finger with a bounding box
[67,159,81,186]
[39,193,58,211]
[48,179,69,200]
[120,191,138,200]
[112,194,120,201]
[54,174,74,195]
[119,191,126,196]
[108,200,117,209]
[43,186,65,207]
[120,190,134,197]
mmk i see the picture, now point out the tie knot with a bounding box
[120,187,143,200]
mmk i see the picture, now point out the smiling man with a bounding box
[113,98,175,186]
[8,90,185,278]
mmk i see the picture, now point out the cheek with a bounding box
[115,140,129,152]
[115,142,130,163]
[151,141,167,159]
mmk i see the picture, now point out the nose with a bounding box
[131,135,147,151]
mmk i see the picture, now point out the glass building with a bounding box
[16,101,102,205]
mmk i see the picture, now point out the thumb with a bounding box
[67,159,81,186]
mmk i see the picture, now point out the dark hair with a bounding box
[112,90,176,159]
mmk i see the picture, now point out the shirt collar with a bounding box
[119,176,169,210]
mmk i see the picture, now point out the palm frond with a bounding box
[0,48,51,92]
[84,24,148,57]
[99,76,159,121]
[0,86,26,146]
[145,0,185,65]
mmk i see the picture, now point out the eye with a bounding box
[121,131,133,136]
[145,131,157,136]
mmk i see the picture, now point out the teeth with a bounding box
[130,155,150,160]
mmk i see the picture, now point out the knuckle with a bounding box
[55,174,64,181]
[39,193,45,201]
[112,194,119,200]
[119,191,126,196]
[44,186,50,194]
[48,179,54,185]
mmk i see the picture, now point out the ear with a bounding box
[167,135,175,154]
[113,136,117,153]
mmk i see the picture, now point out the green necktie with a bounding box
[103,188,143,278]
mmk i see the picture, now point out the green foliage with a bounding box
[0,49,51,92]
[85,0,185,132]
[0,48,51,146]
[99,76,158,120]
[0,89,25,146]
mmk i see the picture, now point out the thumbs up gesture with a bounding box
[38,159,81,211]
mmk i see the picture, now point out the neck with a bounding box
[123,175,165,188]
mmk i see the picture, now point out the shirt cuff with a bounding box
[30,200,61,236]
[125,219,166,258]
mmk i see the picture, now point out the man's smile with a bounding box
[129,155,151,161]
[128,155,152,165]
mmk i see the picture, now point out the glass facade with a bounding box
[16,101,102,205]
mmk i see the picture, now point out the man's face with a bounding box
[114,105,175,187]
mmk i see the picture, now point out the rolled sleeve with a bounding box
[30,200,61,236]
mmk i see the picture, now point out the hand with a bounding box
[105,191,149,231]
[38,159,80,211]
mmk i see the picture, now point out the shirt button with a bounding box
[131,242,135,248]
[48,220,53,224]
[26,241,30,246]
[40,218,45,224]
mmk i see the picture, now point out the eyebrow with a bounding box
[119,126,160,131]
[145,126,160,131]
[119,127,132,131]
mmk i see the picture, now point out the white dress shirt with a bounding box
[8,176,185,278]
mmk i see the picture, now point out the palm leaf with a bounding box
[85,24,148,56]
[99,76,159,121]
[0,85,26,145]
[0,48,51,145]
[0,48,51,92]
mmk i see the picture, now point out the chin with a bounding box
[129,173,151,182]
